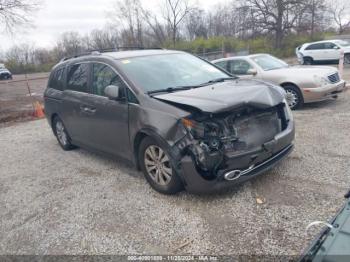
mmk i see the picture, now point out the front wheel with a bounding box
[303,57,313,65]
[53,116,76,151]
[139,137,183,194]
[283,85,304,110]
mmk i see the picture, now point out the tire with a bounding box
[303,57,313,65]
[139,137,183,194]
[344,54,350,64]
[283,84,304,110]
[52,116,76,151]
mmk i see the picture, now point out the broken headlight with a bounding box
[181,118,205,138]
[182,118,226,152]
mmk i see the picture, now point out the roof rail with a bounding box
[59,46,164,62]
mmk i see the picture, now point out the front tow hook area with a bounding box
[224,165,255,181]
[224,170,242,181]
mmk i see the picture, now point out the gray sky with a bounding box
[1,0,226,52]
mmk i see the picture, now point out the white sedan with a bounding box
[212,54,346,110]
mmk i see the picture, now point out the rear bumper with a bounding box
[303,80,346,103]
[180,120,295,194]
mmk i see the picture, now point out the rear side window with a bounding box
[214,61,228,71]
[92,63,127,97]
[49,68,65,91]
[228,60,253,75]
[67,63,89,93]
[305,43,325,50]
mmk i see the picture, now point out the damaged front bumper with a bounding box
[179,118,295,194]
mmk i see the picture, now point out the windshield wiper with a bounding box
[147,77,238,95]
[147,85,197,95]
[206,77,238,83]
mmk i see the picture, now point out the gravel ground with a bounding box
[0,76,350,256]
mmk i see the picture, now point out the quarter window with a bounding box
[49,68,65,91]
[92,63,127,97]
[228,60,253,75]
[126,88,138,104]
[67,63,89,93]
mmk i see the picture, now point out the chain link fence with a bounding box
[0,73,48,125]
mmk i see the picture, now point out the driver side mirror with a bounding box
[247,68,258,76]
[105,85,125,101]
[333,46,340,50]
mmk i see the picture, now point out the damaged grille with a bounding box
[185,105,287,177]
[223,110,281,153]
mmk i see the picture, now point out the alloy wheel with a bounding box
[56,121,68,146]
[144,145,172,186]
[286,89,299,109]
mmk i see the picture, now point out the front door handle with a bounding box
[80,105,96,114]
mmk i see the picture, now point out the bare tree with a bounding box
[207,3,234,38]
[87,27,119,50]
[328,0,350,34]
[184,8,208,40]
[109,0,144,47]
[295,0,328,38]
[142,8,167,46]
[243,0,304,48]
[33,47,53,65]
[162,0,194,47]
[54,31,86,59]
[0,0,40,33]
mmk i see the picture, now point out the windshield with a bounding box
[334,40,350,47]
[251,54,288,71]
[116,53,229,93]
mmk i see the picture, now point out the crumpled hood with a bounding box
[153,79,285,113]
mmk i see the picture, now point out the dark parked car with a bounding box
[0,67,12,80]
[44,49,295,194]
[299,189,350,262]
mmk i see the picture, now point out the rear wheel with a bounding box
[139,137,183,194]
[53,116,76,151]
[283,84,304,110]
[303,57,313,65]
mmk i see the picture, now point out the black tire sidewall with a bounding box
[53,116,75,151]
[284,85,304,110]
[138,137,183,194]
[344,54,350,64]
[303,57,313,65]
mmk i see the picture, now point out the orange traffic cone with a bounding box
[33,102,45,118]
